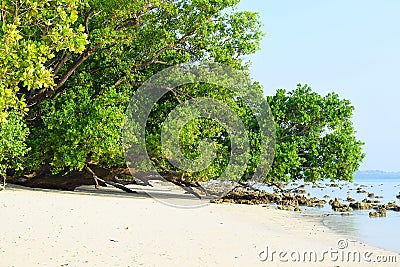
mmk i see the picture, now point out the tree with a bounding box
[0,0,87,185]
[266,84,365,182]
[8,0,265,189]
[1,0,364,192]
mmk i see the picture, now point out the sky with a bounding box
[238,0,400,171]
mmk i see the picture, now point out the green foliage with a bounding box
[1,0,364,184]
[0,0,87,175]
[27,77,128,173]
[0,0,88,118]
[267,84,365,182]
[23,0,263,175]
[144,82,264,182]
[0,110,29,179]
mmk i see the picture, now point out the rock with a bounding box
[365,199,380,204]
[293,189,307,194]
[373,204,386,210]
[329,198,353,212]
[346,197,355,202]
[338,207,353,212]
[211,199,223,204]
[385,201,400,212]
[396,194,400,199]
[375,195,384,199]
[323,195,330,198]
[369,208,386,218]
[294,206,301,212]
[277,205,290,210]
[213,185,327,214]
[367,193,375,198]
[356,187,367,194]
[349,201,373,210]
[391,205,400,212]
[341,213,351,216]
[313,203,325,208]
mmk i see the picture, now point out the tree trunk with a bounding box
[7,167,138,192]
[1,169,6,190]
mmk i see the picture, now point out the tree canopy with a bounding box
[267,84,365,182]
[0,0,364,188]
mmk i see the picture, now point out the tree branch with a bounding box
[27,44,100,107]
[53,52,72,76]
[149,157,206,199]
[84,11,93,37]
[114,5,157,31]
[114,27,198,87]
[85,166,137,193]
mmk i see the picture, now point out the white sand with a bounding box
[0,185,398,267]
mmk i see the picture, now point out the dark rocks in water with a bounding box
[213,184,400,217]
[341,213,351,216]
[373,204,386,210]
[396,194,400,199]
[293,189,307,194]
[363,199,380,204]
[329,198,353,212]
[336,207,353,212]
[391,205,400,212]
[375,195,384,199]
[356,187,367,194]
[211,188,274,205]
[309,197,326,208]
[313,203,325,208]
[385,201,400,212]
[369,208,386,218]
[367,193,375,198]
[277,205,291,211]
[212,186,328,210]
[349,201,373,210]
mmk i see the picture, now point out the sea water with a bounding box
[259,178,400,253]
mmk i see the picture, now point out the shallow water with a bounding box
[259,178,400,253]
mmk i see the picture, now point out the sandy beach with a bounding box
[0,185,399,267]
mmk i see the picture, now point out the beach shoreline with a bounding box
[0,185,399,266]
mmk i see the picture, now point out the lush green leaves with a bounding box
[0,110,29,178]
[267,84,365,182]
[0,0,364,184]
[0,0,88,118]
[22,0,263,176]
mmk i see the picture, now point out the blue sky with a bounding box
[238,0,400,171]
